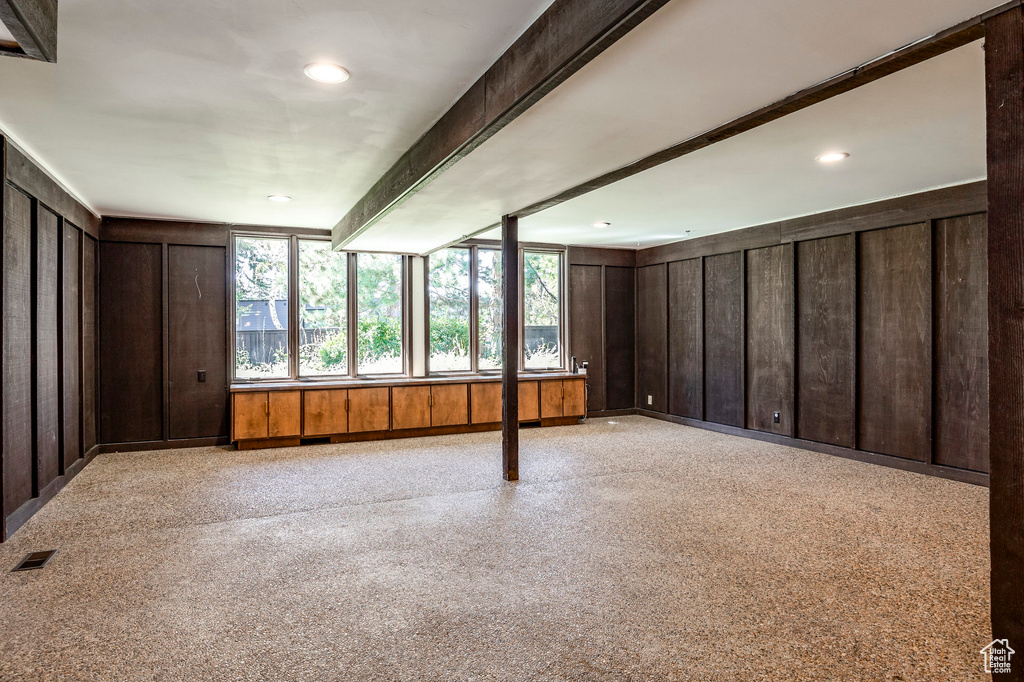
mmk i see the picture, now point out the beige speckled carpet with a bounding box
[0,416,990,681]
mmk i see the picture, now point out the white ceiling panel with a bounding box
[0,0,551,225]
[350,0,997,253]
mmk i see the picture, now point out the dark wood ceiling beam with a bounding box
[0,0,57,62]
[332,0,672,249]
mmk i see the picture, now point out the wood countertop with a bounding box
[230,371,586,392]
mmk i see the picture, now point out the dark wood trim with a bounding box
[0,135,5,541]
[501,215,519,481]
[3,443,99,540]
[638,410,988,487]
[96,437,230,454]
[637,182,987,267]
[567,245,637,267]
[984,3,1024,656]
[332,0,672,249]
[504,16,988,225]
[4,144,99,237]
[780,181,987,243]
[0,0,57,62]
[586,408,639,418]
[101,217,331,247]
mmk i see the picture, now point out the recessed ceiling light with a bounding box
[594,221,611,229]
[817,152,850,164]
[268,195,292,203]
[304,63,350,84]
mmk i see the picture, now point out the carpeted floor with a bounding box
[0,416,990,681]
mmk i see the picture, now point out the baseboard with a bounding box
[637,410,989,487]
[97,437,231,454]
[586,408,639,418]
[3,444,102,541]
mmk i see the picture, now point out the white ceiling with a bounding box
[502,41,987,248]
[0,0,551,223]
[349,0,998,254]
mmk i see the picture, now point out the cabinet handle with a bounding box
[265,400,269,415]
[429,394,433,407]
[345,398,350,412]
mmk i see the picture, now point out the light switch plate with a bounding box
[647,395,653,405]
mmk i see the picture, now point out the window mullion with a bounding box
[347,252,358,378]
[469,246,479,374]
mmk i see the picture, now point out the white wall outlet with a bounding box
[647,395,653,405]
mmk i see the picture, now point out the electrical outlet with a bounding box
[197,369,207,383]
[647,395,653,406]
[773,411,780,424]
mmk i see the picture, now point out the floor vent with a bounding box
[12,550,57,572]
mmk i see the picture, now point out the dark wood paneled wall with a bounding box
[667,258,702,419]
[796,235,856,447]
[567,248,636,414]
[703,252,744,428]
[637,264,667,412]
[605,265,636,411]
[96,217,312,451]
[2,137,100,541]
[858,223,932,461]
[635,183,989,482]
[99,242,163,444]
[568,264,605,410]
[934,214,989,472]
[167,245,228,439]
[745,244,794,436]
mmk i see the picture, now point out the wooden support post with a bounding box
[501,215,519,481]
[985,5,1024,663]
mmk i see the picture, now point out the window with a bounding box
[429,248,471,371]
[477,249,502,370]
[357,253,404,374]
[426,246,563,374]
[234,236,290,379]
[523,251,562,370]
[298,240,347,377]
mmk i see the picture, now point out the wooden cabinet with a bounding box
[540,379,588,418]
[563,378,586,417]
[231,376,582,447]
[233,392,268,440]
[232,390,301,440]
[349,387,390,433]
[303,390,348,436]
[393,386,431,430]
[431,384,468,427]
[471,383,502,424]
[519,381,540,421]
[541,381,564,418]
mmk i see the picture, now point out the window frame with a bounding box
[426,243,567,376]
[230,232,294,382]
[230,232,409,383]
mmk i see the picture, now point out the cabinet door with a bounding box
[563,379,586,417]
[519,381,540,421]
[471,383,502,424]
[349,387,391,433]
[233,392,268,440]
[303,390,348,436]
[432,384,469,427]
[393,386,431,431]
[269,391,302,438]
[540,380,564,418]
